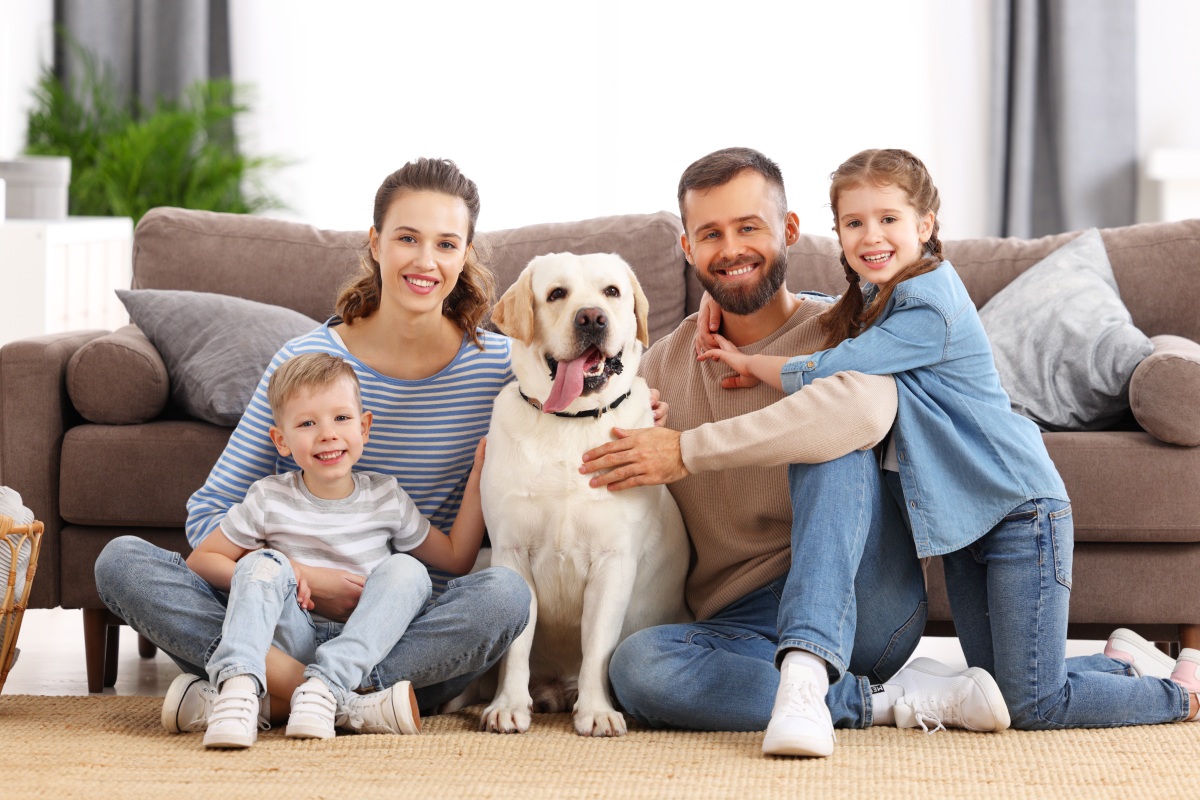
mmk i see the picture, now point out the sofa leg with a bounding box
[137,634,157,659]
[82,609,113,693]
[1181,624,1200,651]
[103,625,120,687]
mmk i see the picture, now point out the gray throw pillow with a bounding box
[117,289,320,426]
[978,228,1153,431]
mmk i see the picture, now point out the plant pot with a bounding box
[0,156,71,220]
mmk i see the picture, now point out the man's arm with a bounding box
[581,371,897,490]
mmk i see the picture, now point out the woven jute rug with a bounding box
[3,694,1198,799]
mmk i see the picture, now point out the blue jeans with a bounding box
[930,484,1190,729]
[95,536,530,714]
[609,450,927,731]
[206,550,432,707]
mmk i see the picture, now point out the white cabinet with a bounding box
[0,217,133,347]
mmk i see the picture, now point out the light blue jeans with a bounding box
[609,450,927,730]
[922,476,1190,729]
[95,536,530,714]
[206,550,431,707]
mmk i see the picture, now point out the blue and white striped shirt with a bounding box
[186,319,513,594]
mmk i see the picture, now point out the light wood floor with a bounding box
[4,607,1109,699]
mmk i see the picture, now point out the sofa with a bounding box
[2,206,1199,693]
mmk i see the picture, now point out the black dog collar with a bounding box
[519,388,632,419]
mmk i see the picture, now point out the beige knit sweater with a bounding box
[641,299,898,620]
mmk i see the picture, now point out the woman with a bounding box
[96,158,530,733]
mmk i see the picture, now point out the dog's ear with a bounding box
[492,264,537,345]
[628,265,651,347]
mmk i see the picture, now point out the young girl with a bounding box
[699,148,1198,742]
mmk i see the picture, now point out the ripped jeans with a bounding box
[206,550,431,707]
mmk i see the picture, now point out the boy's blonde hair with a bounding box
[266,353,361,422]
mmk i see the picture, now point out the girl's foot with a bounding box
[1169,649,1200,720]
[1104,629,1176,679]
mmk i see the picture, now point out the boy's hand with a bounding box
[698,334,762,389]
[650,388,668,427]
[694,291,723,356]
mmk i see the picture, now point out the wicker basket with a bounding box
[0,514,43,694]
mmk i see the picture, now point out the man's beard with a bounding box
[695,248,789,316]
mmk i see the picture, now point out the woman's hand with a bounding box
[650,388,669,427]
[698,334,761,389]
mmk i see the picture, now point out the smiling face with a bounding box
[834,182,935,286]
[268,377,372,499]
[680,170,799,315]
[368,190,472,319]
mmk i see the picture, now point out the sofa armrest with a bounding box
[1129,334,1200,447]
[0,330,109,608]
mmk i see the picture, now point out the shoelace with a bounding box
[342,693,387,732]
[908,708,948,735]
[182,685,218,730]
[776,678,838,742]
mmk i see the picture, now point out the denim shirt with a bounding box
[780,261,1068,557]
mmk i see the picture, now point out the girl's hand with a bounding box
[698,334,762,389]
[694,291,723,356]
[650,388,669,427]
[470,437,486,476]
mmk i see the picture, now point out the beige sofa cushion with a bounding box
[66,325,169,424]
[1130,335,1200,446]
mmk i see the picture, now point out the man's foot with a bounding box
[891,657,1010,733]
[339,681,421,735]
[761,663,835,757]
[286,678,338,740]
[203,683,262,749]
[1105,629,1176,679]
[162,674,217,733]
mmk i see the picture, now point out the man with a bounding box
[580,147,1007,757]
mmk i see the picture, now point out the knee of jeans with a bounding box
[234,548,292,583]
[95,535,152,590]
[478,566,532,615]
[377,553,432,598]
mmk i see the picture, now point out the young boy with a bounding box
[183,352,487,749]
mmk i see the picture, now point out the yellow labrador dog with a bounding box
[480,252,689,737]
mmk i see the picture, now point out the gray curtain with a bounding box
[55,0,230,107]
[989,0,1137,238]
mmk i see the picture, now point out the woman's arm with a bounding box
[408,438,487,576]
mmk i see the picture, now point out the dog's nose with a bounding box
[574,307,607,331]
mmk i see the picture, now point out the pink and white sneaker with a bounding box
[1104,629,1176,680]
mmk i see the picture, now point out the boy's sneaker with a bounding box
[162,674,218,733]
[162,673,270,733]
[1104,628,1176,679]
[891,657,1011,733]
[1170,648,1200,694]
[203,686,262,749]
[761,663,835,757]
[286,679,338,739]
[338,680,421,735]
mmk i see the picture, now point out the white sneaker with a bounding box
[203,686,262,749]
[339,681,421,736]
[162,673,270,734]
[891,657,1011,733]
[286,679,338,740]
[162,674,217,733]
[1104,628,1176,679]
[761,664,834,757]
[1170,648,1200,695]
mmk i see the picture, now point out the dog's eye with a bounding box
[548,288,567,302]
[603,286,620,298]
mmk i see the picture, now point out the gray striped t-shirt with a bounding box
[219,471,431,576]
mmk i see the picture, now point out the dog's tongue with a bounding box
[542,355,590,413]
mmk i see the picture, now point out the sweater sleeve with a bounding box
[680,371,898,473]
[184,344,297,548]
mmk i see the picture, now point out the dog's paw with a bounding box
[573,708,627,737]
[480,702,532,734]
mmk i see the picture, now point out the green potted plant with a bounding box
[22,49,284,224]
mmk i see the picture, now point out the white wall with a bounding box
[231,0,993,238]
[0,0,54,160]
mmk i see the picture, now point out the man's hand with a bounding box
[580,426,689,491]
[303,566,367,622]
